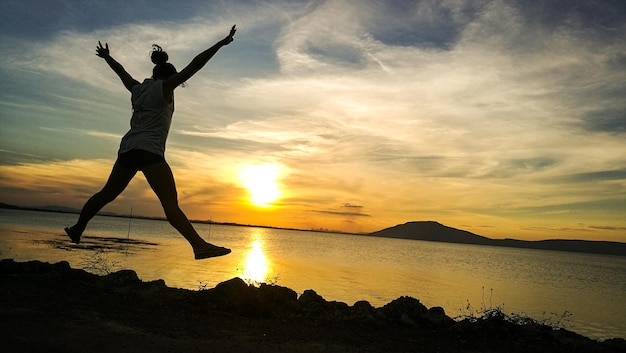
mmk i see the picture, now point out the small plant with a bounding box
[79,250,121,275]
[198,280,211,291]
[541,310,574,330]
[455,287,573,331]
[195,272,280,292]
[457,287,500,322]
[264,273,281,286]
[242,273,281,287]
[235,267,281,287]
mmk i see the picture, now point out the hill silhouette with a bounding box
[369,221,626,257]
[370,221,493,244]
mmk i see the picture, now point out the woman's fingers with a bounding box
[96,41,109,57]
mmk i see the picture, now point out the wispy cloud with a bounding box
[1,0,625,239]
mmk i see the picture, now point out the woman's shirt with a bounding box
[118,79,174,157]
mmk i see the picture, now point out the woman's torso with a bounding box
[118,79,174,157]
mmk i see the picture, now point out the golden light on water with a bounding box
[239,163,281,207]
[241,238,270,285]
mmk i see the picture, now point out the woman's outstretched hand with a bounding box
[94,41,138,91]
[96,41,110,58]
[222,25,237,45]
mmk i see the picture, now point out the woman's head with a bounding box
[151,44,177,80]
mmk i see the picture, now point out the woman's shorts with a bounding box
[117,149,165,171]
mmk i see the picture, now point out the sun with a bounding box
[239,164,281,207]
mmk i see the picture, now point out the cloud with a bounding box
[589,225,626,231]
[555,170,626,183]
[0,149,49,166]
[312,201,370,218]
[0,0,231,40]
[582,109,626,133]
[514,0,626,35]
[313,210,370,217]
[7,1,624,166]
[0,159,117,206]
[1,0,625,238]
[365,0,490,49]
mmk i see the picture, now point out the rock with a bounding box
[374,297,453,327]
[351,300,375,316]
[297,290,354,319]
[51,260,71,272]
[138,279,168,297]
[206,277,299,316]
[0,258,17,272]
[326,301,350,317]
[0,259,92,282]
[2,259,624,352]
[209,277,257,314]
[257,282,299,314]
[378,296,428,326]
[258,282,298,304]
[425,306,454,327]
[399,312,417,326]
[215,277,249,293]
[299,289,325,304]
[102,269,140,285]
[603,338,626,352]
[148,279,167,288]
[297,289,328,316]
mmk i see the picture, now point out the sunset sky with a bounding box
[1,0,625,241]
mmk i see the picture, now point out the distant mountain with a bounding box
[39,205,80,213]
[0,203,79,214]
[0,203,20,209]
[369,221,626,257]
[491,238,626,257]
[0,203,143,218]
[370,221,493,245]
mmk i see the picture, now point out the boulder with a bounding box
[207,277,300,316]
[425,306,455,327]
[102,269,140,285]
[299,289,325,304]
[351,300,375,317]
[258,282,298,304]
[377,296,428,326]
[210,277,257,314]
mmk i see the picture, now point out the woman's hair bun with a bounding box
[151,44,169,65]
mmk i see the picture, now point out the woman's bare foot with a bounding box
[194,243,231,260]
[64,227,82,244]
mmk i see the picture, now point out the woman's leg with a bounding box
[66,161,137,243]
[142,162,230,259]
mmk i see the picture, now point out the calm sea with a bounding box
[1,208,624,340]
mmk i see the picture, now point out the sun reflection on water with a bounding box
[240,237,270,286]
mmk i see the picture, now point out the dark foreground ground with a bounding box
[1,259,624,353]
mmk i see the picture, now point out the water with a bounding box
[1,208,624,340]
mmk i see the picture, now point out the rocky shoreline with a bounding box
[1,259,624,353]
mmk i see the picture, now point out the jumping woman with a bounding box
[65,25,237,259]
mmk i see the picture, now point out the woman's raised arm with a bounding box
[164,25,236,90]
[96,41,140,91]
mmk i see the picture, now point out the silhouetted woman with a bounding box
[65,25,237,259]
